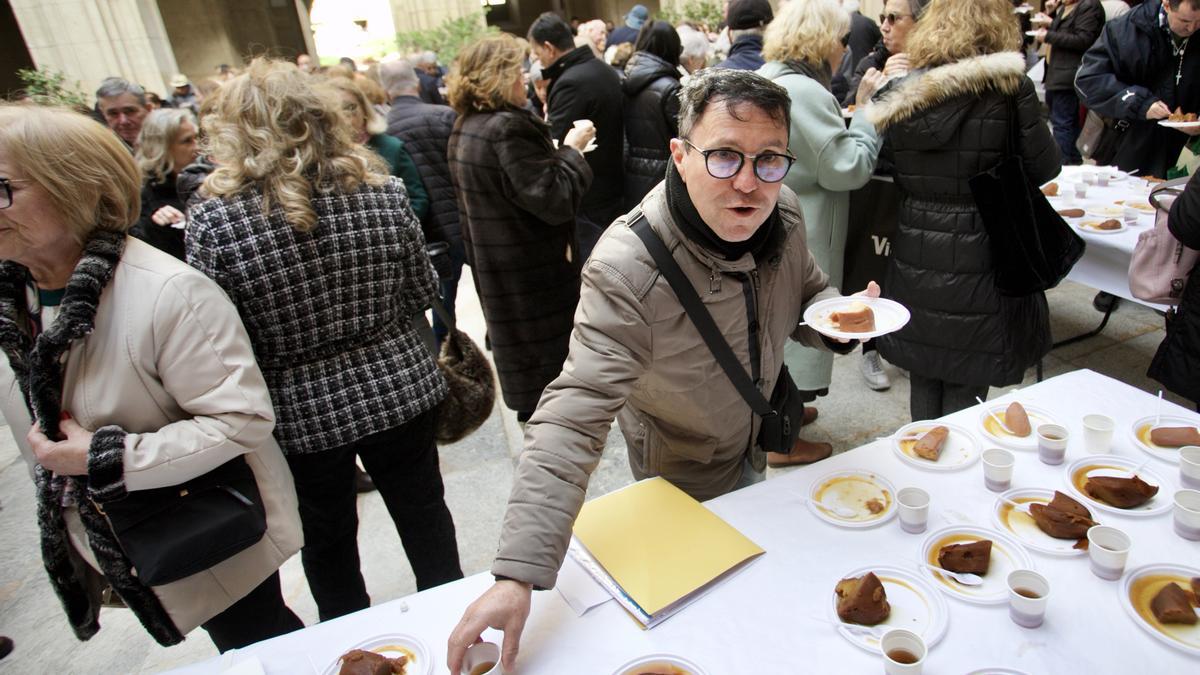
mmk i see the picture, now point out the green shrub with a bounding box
[395,10,498,64]
[15,67,90,111]
[658,0,724,31]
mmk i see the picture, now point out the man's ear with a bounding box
[669,138,686,179]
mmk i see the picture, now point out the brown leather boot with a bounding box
[766,437,833,467]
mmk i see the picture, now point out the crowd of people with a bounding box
[0,0,1197,667]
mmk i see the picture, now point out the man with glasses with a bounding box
[445,69,877,674]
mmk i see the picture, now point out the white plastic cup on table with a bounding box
[1007,569,1050,628]
[1036,423,1069,465]
[880,628,926,675]
[1179,447,1200,490]
[1081,168,1098,184]
[982,448,1015,492]
[1081,414,1115,454]
[1123,205,1140,223]
[1074,182,1088,199]
[897,487,930,534]
[1086,525,1131,580]
[461,641,501,675]
[1097,172,1110,187]
[1173,489,1200,541]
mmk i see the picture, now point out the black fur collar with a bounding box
[0,231,184,646]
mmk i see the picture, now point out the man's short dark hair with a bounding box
[677,69,790,139]
[528,12,576,52]
[1168,0,1199,10]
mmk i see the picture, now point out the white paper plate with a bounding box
[1159,120,1200,129]
[919,526,1034,605]
[1087,205,1127,218]
[1077,219,1127,234]
[322,633,432,675]
[807,469,897,529]
[1130,415,1200,465]
[992,488,1087,557]
[802,296,910,341]
[891,422,981,471]
[827,565,949,654]
[978,403,1056,451]
[1121,564,1200,656]
[1064,455,1172,517]
[965,669,1032,675]
[612,653,708,675]
[1123,201,1156,213]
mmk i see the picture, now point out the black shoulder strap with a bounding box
[630,215,774,416]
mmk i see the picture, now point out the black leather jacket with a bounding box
[621,51,681,210]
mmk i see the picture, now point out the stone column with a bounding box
[11,0,178,97]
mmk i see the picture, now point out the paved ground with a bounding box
[0,276,1188,673]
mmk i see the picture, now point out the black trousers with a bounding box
[285,407,463,622]
[909,372,989,421]
[200,572,302,652]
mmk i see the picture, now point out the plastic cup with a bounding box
[1174,489,1200,541]
[1081,414,1115,454]
[1074,182,1088,198]
[1097,173,1110,187]
[1007,570,1050,628]
[982,448,1015,492]
[1081,168,1098,184]
[1179,447,1200,490]
[461,642,501,675]
[1123,205,1140,223]
[1036,424,1069,465]
[1086,525,1131,580]
[881,628,926,675]
[897,487,930,534]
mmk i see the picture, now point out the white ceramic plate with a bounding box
[612,654,708,675]
[802,296,910,341]
[1064,455,1172,517]
[1087,205,1127,218]
[1159,120,1200,129]
[919,526,1034,605]
[992,488,1087,557]
[1077,219,1127,234]
[1129,414,1200,465]
[322,633,432,675]
[1121,564,1200,656]
[827,565,949,654]
[891,422,981,472]
[978,403,1056,451]
[807,469,897,529]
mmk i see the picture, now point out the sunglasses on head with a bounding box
[880,12,911,25]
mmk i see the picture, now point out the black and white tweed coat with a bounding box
[186,177,448,454]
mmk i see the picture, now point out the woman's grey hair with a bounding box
[379,58,420,96]
[135,108,195,184]
[95,77,146,105]
[676,69,790,138]
[908,0,931,19]
[678,26,711,63]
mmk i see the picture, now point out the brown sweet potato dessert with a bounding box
[1005,402,1032,437]
[937,540,992,575]
[1084,475,1159,508]
[835,572,890,625]
[1057,208,1085,218]
[1149,426,1200,447]
[914,425,949,461]
[1150,583,1199,625]
[1029,491,1097,540]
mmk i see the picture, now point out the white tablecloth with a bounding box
[1049,165,1170,312]
[171,370,1199,675]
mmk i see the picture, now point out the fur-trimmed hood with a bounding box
[868,52,1028,132]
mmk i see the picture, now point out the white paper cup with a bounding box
[1123,205,1140,223]
[1097,173,1110,187]
[1180,447,1200,490]
[1007,569,1050,628]
[982,448,1015,492]
[1036,424,1069,465]
[1086,525,1131,580]
[1074,182,1089,198]
[1174,489,1200,541]
[1081,414,1115,454]
[897,487,930,534]
[461,642,501,675]
[881,628,926,675]
[1081,168,1098,184]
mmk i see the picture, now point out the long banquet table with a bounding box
[172,369,1199,674]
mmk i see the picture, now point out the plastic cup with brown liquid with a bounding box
[881,628,926,674]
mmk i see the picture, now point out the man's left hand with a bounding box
[853,280,881,299]
[28,416,93,476]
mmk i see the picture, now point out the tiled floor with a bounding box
[0,278,1188,673]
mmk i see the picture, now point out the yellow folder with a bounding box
[573,477,765,618]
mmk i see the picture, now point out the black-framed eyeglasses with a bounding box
[880,12,912,25]
[0,177,26,210]
[681,139,795,183]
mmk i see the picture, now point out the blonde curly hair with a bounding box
[906,0,1022,70]
[446,34,525,116]
[201,58,387,233]
[762,0,850,67]
[136,108,196,185]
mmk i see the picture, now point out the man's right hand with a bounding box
[882,53,910,80]
[447,580,532,674]
[1147,100,1171,120]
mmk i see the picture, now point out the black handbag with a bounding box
[631,216,804,454]
[97,455,267,586]
[1077,110,1128,166]
[429,296,496,443]
[969,98,1085,296]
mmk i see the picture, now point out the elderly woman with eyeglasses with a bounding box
[756,0,885,466]
[447,33,594,422]
[843,0,930,106]
[0,104,302,651]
